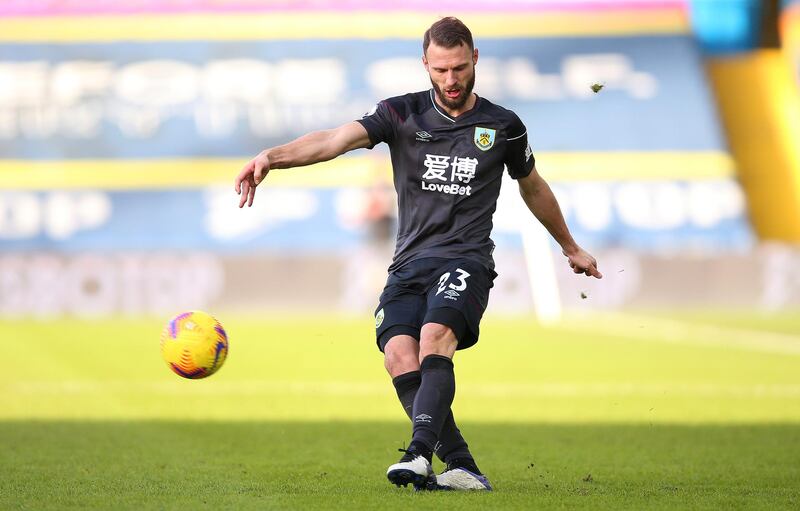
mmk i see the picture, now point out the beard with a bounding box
[431,70,476,111]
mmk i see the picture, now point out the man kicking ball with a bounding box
[235,16,602,491]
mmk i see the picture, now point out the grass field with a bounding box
[3,312,800,509]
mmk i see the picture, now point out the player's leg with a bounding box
[385,322,456,489]
[418,323,481,468]
[383,334,420,378]
[382,333,435,488]
[391,320,490,490]
[380,259,489,489]
[375,271,437,489]
[416,322,490,490]
[417,260,495,491]
[383,333,421,421]
[407,321,459,459]
[384,330,473,469]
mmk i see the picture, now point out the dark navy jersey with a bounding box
[356,89,535,272]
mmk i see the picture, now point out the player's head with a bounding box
[422,17,478,111]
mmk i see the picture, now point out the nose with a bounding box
[445,71,457,86]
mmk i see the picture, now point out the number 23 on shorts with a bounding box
[436,268,471,296]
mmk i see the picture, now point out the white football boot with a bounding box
[386,448,434,490]
[434,467,493,491]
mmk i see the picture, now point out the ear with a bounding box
[422,54,429,71]
[473,48,479,66]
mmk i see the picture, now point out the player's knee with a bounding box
[421,322,456,345]
[384,350,419,376]
[419,323,457,360]
[383,337,420,376]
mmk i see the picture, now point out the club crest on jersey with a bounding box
[474,127,496,151]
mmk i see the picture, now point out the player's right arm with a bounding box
[235,121,372,208]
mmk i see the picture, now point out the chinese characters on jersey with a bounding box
[421,154,477,196]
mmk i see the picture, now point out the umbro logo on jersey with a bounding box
[415,131,433,142]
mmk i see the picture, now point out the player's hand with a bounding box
[235,150,270,208]
[563,247,602,279]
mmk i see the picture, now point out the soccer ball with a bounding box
[160,311,228,379]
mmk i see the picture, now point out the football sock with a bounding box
[437,424,473,468]
[410,354,456,453]
[391,371,421,420]
[405,440,433,463]
[446,456,483,476]
[392,370,476,467]
[390,368,481,474]
[393,371,473,465]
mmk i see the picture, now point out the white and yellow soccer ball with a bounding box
[160,311,229,379]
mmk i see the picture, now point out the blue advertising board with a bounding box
[0,35,725,159]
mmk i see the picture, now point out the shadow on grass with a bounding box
[1,422,798,510]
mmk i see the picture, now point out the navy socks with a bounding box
[392,364,474,464]
[410,355,456,453]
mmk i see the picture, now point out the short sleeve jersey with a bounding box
[357,89,535,272]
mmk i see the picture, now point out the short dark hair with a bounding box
[423,17,474,54]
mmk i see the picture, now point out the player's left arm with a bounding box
[517,167,602,279]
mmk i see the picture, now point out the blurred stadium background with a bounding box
[1,0,800,509]
[0,0,799,317]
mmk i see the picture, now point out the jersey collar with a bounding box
[429,89,481,123]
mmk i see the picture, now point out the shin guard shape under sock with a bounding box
[410,354,456,451]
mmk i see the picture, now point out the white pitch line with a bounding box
[554,313,800,356]
[7,381,800,398]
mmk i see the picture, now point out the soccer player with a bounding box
[234,17,602,491]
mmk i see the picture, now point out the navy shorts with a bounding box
[374,257,496,352]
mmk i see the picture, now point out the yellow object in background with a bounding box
[707,50,800,242]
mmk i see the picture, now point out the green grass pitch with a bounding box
[2,312,800,510]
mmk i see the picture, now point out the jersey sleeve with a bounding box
[504,113,535,179]
[355,100,397,149]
